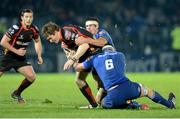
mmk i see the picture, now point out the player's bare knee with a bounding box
[26,73,36,82]
[140,85,148,97]
[140,85,154,98]
[147,88,154,97]
[75,79,86,88]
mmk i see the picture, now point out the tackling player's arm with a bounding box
[75,36,107,47]
[74,57,92,72]
[0,34,26,56]
[34,36,43,64]
[89,37,107,47]
[74,63,86,72]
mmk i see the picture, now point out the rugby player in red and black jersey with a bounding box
[42,21,104,108]
[0,9,43,103]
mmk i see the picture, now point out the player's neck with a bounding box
[21,21,31,30]
[58,29,63,41]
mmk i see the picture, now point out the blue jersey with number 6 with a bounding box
[83,51,129,91]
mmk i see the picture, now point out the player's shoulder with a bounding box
[8,22,21,31]
[12,24,20,30]
[98,28,108,35]
[116,51,125,59]
[6,23,21,37]
[31,24,39,31]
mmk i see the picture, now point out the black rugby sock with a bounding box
[15,78,33,96]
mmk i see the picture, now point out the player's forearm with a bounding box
[89,37,107,47]
[0,35,18,54]
[73,43,89,60]
[34,39,42,57]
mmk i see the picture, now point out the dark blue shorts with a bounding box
[102,80,141,108]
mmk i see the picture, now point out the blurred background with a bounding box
[0,0,180,72]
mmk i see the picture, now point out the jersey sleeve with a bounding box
[82,57,94,69]
[97,29,114,45]
[5,24,20,39]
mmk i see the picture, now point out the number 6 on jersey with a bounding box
[105,59,114,70]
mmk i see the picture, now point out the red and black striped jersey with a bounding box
[61,25,93,49]
[61,25,102,62]
[4,22,39,56]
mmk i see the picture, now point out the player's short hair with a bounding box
[21,9,33,17]
[85,17,99,28]
[102,45,115,52]
[41,21,60,38]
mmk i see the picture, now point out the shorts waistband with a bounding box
[107,85,119,92]
[107,80,129,92]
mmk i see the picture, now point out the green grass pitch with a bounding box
[0,72,179,118]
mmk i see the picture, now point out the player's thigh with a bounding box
[102,89,127,109]
[112,81,141,101]
[75,70,90,81]
[124,81,141,99]
[17,66,36,82]
[101,94,114,108]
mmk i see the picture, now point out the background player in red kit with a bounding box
[0,9,43,103]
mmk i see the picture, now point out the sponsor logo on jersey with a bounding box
[8,28,15,35]
[64,30,72,40]
[12,25,19,30]
[18,35,24,39]
[16,41,30,46]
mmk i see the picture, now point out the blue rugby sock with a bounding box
[148,91,171,108]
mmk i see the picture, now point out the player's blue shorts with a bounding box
[102,80,141,108]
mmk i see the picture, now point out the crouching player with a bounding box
[74,45,176,109]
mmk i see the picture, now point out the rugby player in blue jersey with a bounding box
[74,45,176,109]
[75,17,115,107]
